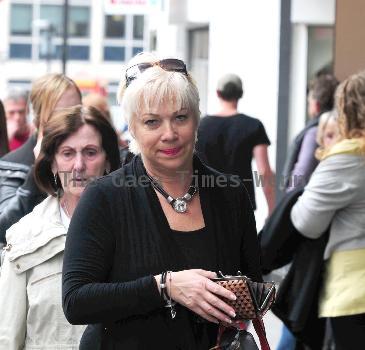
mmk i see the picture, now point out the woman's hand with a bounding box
[155,269,237,324]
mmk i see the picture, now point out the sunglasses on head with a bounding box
[125,58,188,87]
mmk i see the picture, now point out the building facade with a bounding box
[147,0,336,226]
[0,0,152,129]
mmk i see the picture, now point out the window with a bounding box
[40,5,90,37]
[10,4,33,36]
[9,44,32,59]
[104,46,125,61]
[39,44,60,60]
[40,5,63,36]
[69,7,90,37]
[105,15,126,38]
[132,47,143,56]
[133,15,144,40]
[68,45,89,60]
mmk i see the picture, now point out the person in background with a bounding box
[83,92,133,165]
[291,70,365,350]
[0,100,9,157]
[276,73,339,350]
[0,106,120,349]
[83,93,112,122]
[62,52,262,349]
[282,74,339,191]
[315,110,339,160]
[0,74,82,247]
[196,73,275,215]
[3,90,31,152]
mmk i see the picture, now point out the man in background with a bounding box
[196,73,275,215]
[3,90,31,151]
[282,73,339,191]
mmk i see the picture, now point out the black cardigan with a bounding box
[62,155,262,350]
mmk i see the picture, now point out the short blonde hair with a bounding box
[315,110,338,160]
[118,52,200,154]
[30,73,81,131]
[336,70,365,139]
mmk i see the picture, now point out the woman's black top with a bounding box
[62,155,262,350]
[171,227,216,270]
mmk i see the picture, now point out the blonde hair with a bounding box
[336,70,365,139]
[30,73,81,131]
[117,52,200,154]
[315,110,338,160]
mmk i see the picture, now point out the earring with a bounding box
[53,173,58,188]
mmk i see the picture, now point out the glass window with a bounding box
[9,44,32,59]
[40,5,63,36]
[132,47,143,56]
[10,4,33,36]
[69,7,90,37]
[133,15,144,39]
[68,45,89,60]
[104,46,125,61]
[105,15,125,38]
[39,44,60,60]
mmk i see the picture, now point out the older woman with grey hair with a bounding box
[62,52,262,349]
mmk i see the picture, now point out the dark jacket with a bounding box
[259,187,329,350]
[62,155,262,350]
[0,135,46,246]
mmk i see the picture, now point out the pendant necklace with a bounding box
[146,173,198,213]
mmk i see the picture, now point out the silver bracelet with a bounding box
[165,271,176,319]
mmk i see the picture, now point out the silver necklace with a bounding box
[146,174,198,213]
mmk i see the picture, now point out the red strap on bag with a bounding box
[252,317,271,350]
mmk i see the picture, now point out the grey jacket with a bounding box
[291,153,365,259]
[0,196,85,349]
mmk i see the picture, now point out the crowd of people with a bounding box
[0,51,364,350]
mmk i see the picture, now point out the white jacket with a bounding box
[0,196,85,349]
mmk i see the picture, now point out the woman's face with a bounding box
[52,124,109,198]
[132,102,197,175]
[323,118,339,148]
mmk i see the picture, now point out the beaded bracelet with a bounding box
[160,270,176,319]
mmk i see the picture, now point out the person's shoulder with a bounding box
[236,113,260,123]
[6,196,59,246]
[199,115,219,126]
[1,134,36,166]
[200,161,250,201]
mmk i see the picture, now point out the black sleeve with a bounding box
[62,182,164,325]
[0,167,45,244]
[239,187,263,282]
[253,121,271,147]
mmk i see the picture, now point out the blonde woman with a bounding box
[62,52,262,349]
[0,74,82,246]
[291,71,365,349]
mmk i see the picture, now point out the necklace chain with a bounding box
[146,173,198,213]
